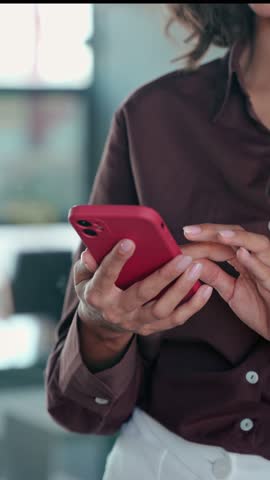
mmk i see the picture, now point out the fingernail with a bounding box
[183,225,202,235]
[218,230,235,238]
[175,255,192,272]
[238,247,250,258]
[187,263,202,280]
[119,239,134,253]
[200,285,213,300]
[80,250,87,262]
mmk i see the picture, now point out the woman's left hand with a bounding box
[181,223,270,339]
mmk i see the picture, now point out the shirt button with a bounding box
[212,457,232,479]
[245,371,259,384]
[94,397,110,405]
[240,418,254,432]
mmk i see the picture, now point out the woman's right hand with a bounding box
[74,238,213,340]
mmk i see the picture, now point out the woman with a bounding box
[46,4,270,479]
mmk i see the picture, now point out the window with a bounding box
[0,5,94,370]
[0,4,94,225]
[0,3,94,89]
[0,93,89,223]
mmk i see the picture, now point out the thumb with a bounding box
[81,249,98,272]
[74,249,97,287]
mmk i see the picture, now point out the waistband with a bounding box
[130,408,270,479]
[132,408,228,465]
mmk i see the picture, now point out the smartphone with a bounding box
[68,205,201,304]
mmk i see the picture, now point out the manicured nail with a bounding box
[80,250,87,262]
[218,230,235,238]
[175,255,192,272]
[200,285,213,300]
[187,263,202,280]
[238,247,250,259]
[119,239,134,252]
[183,225,202,235]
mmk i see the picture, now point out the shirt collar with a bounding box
[212,40,246,123]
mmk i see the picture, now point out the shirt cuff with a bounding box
[59,312,138,412]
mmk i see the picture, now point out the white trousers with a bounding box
[103,407,270,480]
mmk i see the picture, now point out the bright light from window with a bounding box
[0,3,94,89]
[0,315,40,369]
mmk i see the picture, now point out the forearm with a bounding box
[46,312,143,435]
[78,316,134,373]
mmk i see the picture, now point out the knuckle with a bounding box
[136,284,151,303]
[171,313,186,327]
[189,291,207,310]
[138,324,155,336]
[73,259,87,281]
[260,235,270,249]
[120,300,135,314]
[87,289,102,308]
[202,264,220,284]
[171,303,194,325]
[205,271,218,286]
[157,265,174,282]
[175,274,189,291]
[151,303,166,320]
[190,294,204,310]
[102,264,117,281]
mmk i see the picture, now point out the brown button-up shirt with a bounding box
[46,42,270,459]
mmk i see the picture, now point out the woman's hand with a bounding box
[74,239,215,339]
[182,223,270,339]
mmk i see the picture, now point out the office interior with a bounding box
[0,4,224,479]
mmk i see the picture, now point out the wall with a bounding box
[89,4,225,186]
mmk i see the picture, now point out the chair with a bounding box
[10,250,72,322]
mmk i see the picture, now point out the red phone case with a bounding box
[68,205,200,304]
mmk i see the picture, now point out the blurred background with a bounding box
[0,4,224,479]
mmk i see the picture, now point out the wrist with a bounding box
[77,310,134,372]
[78,301,133,343]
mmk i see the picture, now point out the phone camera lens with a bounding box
[84,229,98,237]
[78,220,92,227]
[92,222,104,231]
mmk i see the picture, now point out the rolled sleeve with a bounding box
[59,312,138,413]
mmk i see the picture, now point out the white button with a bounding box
[240,418,254,432]
[212,457,232,479]
[94,397,109,405]
[246,371,259,384]
[268,220,270,232]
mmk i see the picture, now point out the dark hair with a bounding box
[166,4,255,68]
